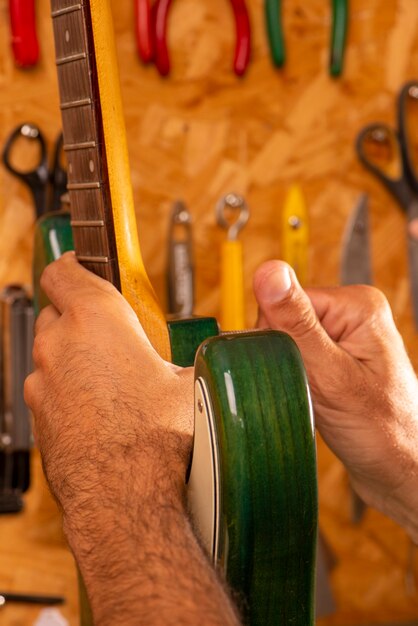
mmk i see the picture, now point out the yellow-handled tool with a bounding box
[217,193,249,331]
[282,185,309,286]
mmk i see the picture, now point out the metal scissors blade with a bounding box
[341,194,372,285]
[2,125,67,218]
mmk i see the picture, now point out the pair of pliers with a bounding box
[265,0,348,76]
[135,0,251,77]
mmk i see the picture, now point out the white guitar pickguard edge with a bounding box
[187,377,220,562]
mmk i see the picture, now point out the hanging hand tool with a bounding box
[8,0,40,68]
[340,193,371,523]
[357,81,418,329]
[341,193,372,287]
[154,0,251,77]
[167,200,194,317]
[217,193,249,331]
[330,0,349,77]
[0,286,33,514]
[282,184,309,286]
[134,0,154,63]
[265,0,348,76]
[2,124,67,219]
[264,0,285,68]
[0,592,65,606]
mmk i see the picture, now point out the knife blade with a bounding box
[341,193,372,286]
[341,193,371,523]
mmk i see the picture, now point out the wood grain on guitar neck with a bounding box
[51,0,120,287]
[50,0,171,359]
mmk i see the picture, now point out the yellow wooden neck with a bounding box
[89,0,170,360]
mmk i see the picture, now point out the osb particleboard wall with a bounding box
[0,0,418,624]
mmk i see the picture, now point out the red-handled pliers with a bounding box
[8,0,39,68]
[153,0,251,77]
[135,0,154,64]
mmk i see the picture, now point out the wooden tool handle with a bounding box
[221,239,245,331]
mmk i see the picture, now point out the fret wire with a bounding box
[56,52,87,65]
[64,141,96,151]
[77,256,109,264]
[71,220,105,227]
[61,98,92,110]
[68,182,101,190]
[51,4,82,18]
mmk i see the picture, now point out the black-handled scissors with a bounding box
[356,80,418,328]
[2,123,67,219]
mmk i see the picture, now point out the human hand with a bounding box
[25,252,194,525]
[253,260,418,540]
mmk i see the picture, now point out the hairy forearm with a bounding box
[63,470,241,626]
[348,400,418,544]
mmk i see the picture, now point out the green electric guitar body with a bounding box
[189,332,317,625]
[33,211,73,315]
[34,1,319,623]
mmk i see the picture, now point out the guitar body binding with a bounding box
[187,378,220,560]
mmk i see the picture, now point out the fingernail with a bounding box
[258,264,292,304]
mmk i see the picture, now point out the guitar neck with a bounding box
[50,0,171,359]
[51,0,121,288]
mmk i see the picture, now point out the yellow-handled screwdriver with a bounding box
[282,185,309,286]
[217,193,249,331]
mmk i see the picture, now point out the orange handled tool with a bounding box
[217,193,249,331]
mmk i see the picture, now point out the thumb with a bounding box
[253,260,338,372]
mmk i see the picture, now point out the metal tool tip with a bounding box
[21,124,39,139]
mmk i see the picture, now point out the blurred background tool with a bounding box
[134,0,154,64]
[8,0,40,68]
[217,193,249,331]
[0,286,33,514]
[264,0,284,67]
[2,124,67,219]
[154,0,251,77]
[265,0,348,75]
[330,0,348,77]
[167,200,194,317]
[282,185,309,286]
[0,592,64,606]
[340,193,371,523]
[357,81,418,330]
[341,193,372,288]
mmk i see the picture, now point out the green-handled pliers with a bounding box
[330,0,349,76]
[265,0,349,77]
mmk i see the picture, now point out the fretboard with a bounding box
[50,0,120,289]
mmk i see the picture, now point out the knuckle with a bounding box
[34,307,52,335]
[23,374,36,408]
[355,285,392,323]
[40,261,58,292]
[32,332,52,368]
[65,300,94,325]
[355,285,388,310]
